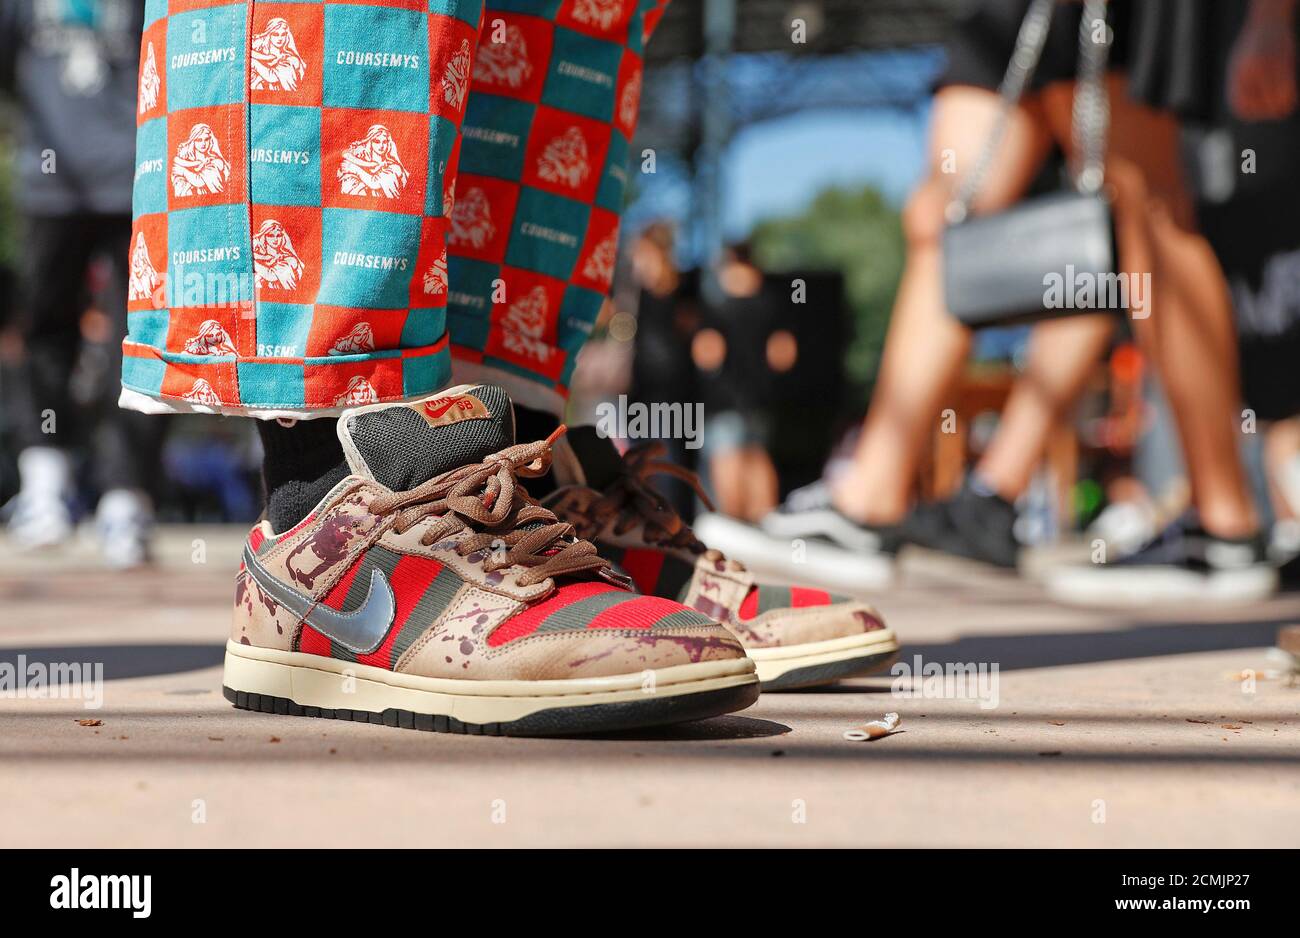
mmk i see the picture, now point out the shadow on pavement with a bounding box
[894,616,1288,672]
[0,644,225,681]
[0,609,1287,687]
[580,715,791,741]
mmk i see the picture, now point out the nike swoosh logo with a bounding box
[243,545,395,655]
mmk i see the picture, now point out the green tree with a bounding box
[749,184,903,392]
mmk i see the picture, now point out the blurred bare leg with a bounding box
[1040,78,1259,538]
[1265,418,1300,520]
[976,315,1115,500]
[739,447,780,520]
[1144,211,1257,536]
[709,446,778,522]
[832,85,1053,524]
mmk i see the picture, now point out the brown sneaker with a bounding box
[543,430,900,690]
[224,385,758,735]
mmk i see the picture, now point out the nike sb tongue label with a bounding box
[338,384,516,491]
[413,392,491,429]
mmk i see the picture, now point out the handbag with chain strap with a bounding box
[942,0,1119,328]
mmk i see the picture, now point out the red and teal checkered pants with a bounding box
[122,0,667,419]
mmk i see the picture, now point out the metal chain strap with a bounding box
[947,0,1112,224]
[1071,0,1110,193]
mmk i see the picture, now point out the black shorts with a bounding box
[938,0,1233,122]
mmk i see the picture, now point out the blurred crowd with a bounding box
[0,1,262,568]
[2,0,1299,605]
[588,0,1300,605]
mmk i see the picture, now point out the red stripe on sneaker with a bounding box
[584,595,695,632]
[789,586,832,608]
[298,625,331,656]
[487,581,624,647]
[247,527,265,553]
[619,548,665,595]
[737,587,760,621]
[357,554,444,670]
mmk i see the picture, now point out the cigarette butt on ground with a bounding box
[843,712,901,742]
[1224,669,1288,682]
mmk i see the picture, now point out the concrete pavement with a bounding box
[1,526,1297,847]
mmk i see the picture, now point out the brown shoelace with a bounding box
[578,442,742,571]
[370,430,613,588]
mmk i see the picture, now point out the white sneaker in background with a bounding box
[1269,517,1300,564]
[1045,515,1277,606]
[7,447,74,550]
[695,481,899,594]
[1086,499,1158,559]
[95,488,154,569]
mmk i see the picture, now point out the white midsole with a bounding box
[223,641,757,725]
[745,630,899,683]
[760,509,884,552]
[1043,565,1278,607]
[693,514,894,592]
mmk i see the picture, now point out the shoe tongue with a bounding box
[337,384,515,491]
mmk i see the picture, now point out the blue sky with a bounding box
[625,47,943,260]
[722,103,931,236]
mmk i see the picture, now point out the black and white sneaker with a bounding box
[694,481,904,591]
[1043,514,1278,606]
[904,477,1020,569]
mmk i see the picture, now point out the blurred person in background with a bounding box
[693,243,781,522]
[1181,28,1300,573]
[621,221,697,516]
[702,0,1291,604]
[1057,0,1300,583]
[0,0,165,568]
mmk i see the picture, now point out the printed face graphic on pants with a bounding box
[184,320,239,357]
[338,125,410,199]
[128,232,161,303]
[140,41,161,114]
[253,221,305,291]
[171,123,230,197]
[251,18,308,92]
[442,39,474,111]
[123,0,669,418]
[449,186,497,251]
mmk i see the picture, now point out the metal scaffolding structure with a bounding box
[633,0,959,270]
[646,0,961,63]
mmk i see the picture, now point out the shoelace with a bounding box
[369,429,613,588]
[578,441,744,572]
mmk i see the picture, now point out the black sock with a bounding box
[513,403,559,445]
[513,403,561,498]
[256,419,349,534]
[561,425,625,490]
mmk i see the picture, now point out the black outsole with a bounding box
[761,648,899,691]
[222,680,760,737]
